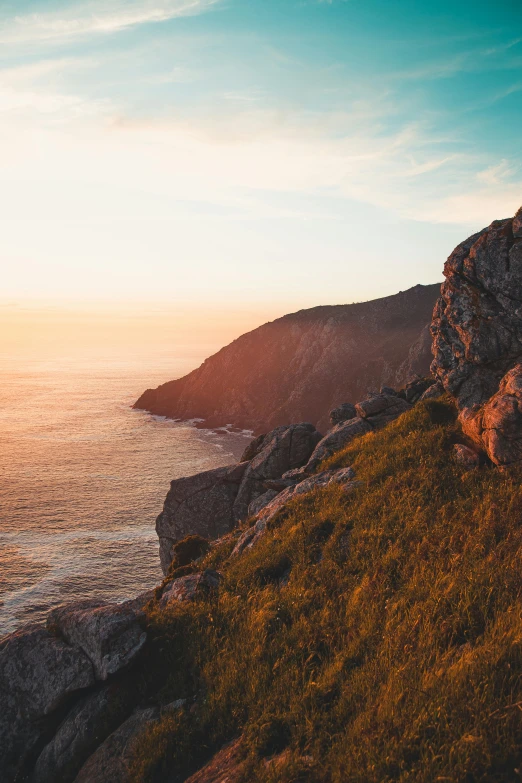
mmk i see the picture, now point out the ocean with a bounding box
[0,354,250,636]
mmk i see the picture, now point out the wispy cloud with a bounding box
[0,0,220,45]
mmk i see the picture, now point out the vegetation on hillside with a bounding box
[130,399,522,782]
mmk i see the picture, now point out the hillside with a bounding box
[134,284,440,433]
[128,398,522,782]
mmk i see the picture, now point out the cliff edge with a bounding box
[134,283,440,433]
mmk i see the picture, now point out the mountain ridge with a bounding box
[134,283,441,433]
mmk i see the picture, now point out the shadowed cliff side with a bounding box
[134,284,441,433]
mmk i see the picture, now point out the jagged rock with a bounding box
[156,462,249,574]
[74,706,159,783]
[282,467,310,480]
[419,381,444,401]
[47,600,146,681]
[160,570,222,606]
[355,393,412,428]
[263,477,300,491]
[248,489,279,517]
[0,625,95,781]
[453,444,481,467]
[431,208,522,410]
[184,738,245,783]
[135,285,440,434]
[460,364,522,467]
[240,433,267,462]
[233,423,322,521]
[329,403,357,427]
[380,386,397,396]
[33,684,134,783]
[306,418,372,471]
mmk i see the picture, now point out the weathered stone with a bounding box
[281,467,310,480]
[74,707,159,783]
[156,462,249,574]
[160,569,222,606]
[33,684,134,783]
[431,209,522,410]
[0,625,95,781]
[355,393,412,427]
[47,600,146,681]
[233,423,322,521]
[263,477,300,491]
[240,433,267,462]
[329,403,357,427]
[453,444,481,468]
[306,417,372,471]
[380,386,397,396]
[248,489,279,518]
[184,738,245,783]
[460,364,522,467]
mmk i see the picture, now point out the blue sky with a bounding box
[1,0,521,308]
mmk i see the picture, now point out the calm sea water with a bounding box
[0,355,250,636]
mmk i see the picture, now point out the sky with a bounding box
[1,0,521,312]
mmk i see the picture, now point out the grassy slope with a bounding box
[131,399,522,782]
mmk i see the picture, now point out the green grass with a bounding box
[129,399,522,782]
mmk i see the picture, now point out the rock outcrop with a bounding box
[33,684,134,783]
[160,569,222,606]
[0,625,95,780]
[156,462,249,574]
[431,207,522,410]
[135,284,440,434]
[47,600,147,681]
[74,707,160,783]
[157,423,321,574]
[232,423,322,521]
[459,364,522,467]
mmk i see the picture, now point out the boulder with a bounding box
[74,707,160,783]
[460,364,522,467]
[329,403,357,427]
[431,207,522,410]
[33,684,134,783]
[232,423,322,521]
[306,418,372,471]
[247,489,279,518]
[160,569,222,607]
[0,625,95,781]
[453,444,481,468]
[355,393,412,428]
[156,461,249,574]
[47,600,146,681]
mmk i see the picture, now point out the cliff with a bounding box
[134,283,440,433]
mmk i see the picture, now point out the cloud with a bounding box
[0,0,220,45]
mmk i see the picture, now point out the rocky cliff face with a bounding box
[135,284,440,434]
[431,207,522,409]
[431,207,522,467]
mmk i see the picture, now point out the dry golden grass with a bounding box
[130,399,522,782]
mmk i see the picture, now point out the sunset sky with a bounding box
[1,0,522,309]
